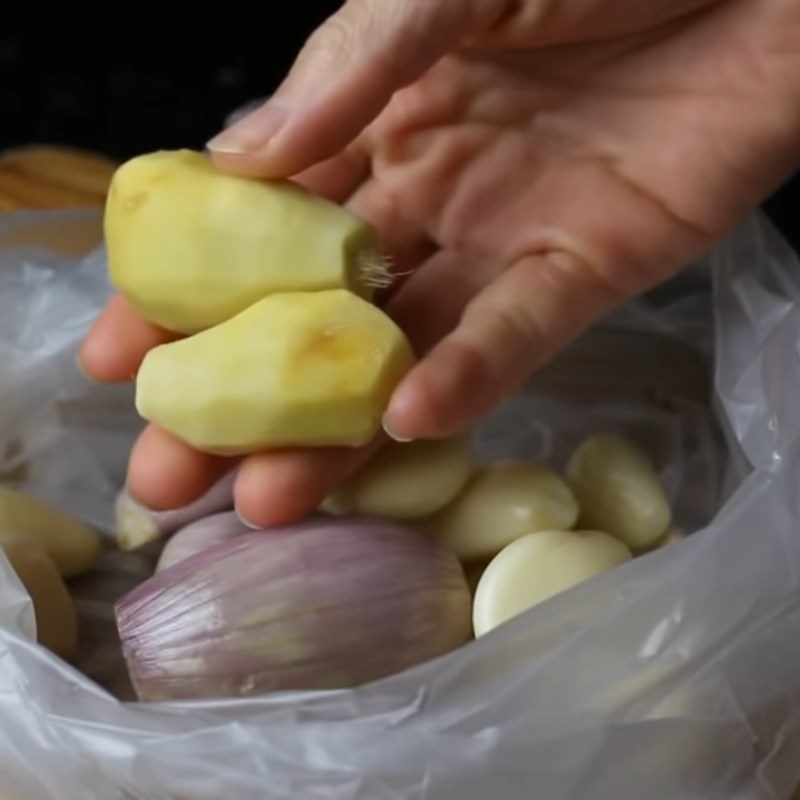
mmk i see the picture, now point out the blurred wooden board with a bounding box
[0,145,116,210]
[0,145,115,254]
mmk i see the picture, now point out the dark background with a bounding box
[1,3,797,250]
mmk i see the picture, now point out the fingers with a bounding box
[125,424,381,526]
[78,295,176,383]
[290,146,371,203]
[385,248,503,353]
[125,427,382,526]
[383,251,626,440]
[233,440,383,528]
[206,0,481,178]
[126,425,233,511]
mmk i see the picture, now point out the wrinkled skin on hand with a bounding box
[80,0,800,526]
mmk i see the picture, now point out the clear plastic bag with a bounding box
[0,210,799,800]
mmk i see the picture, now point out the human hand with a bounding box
[80,0,800,526]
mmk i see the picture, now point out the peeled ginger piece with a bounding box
[473,530,632,636]
[0,487,101,577]
[322,437,474,519]
[136,290,416,454]
[105,150,385,334]
[1,534,79,658]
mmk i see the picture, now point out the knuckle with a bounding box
[302,15,358,70]
[305,0,392,68]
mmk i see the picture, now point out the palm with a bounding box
[357,0,798,359]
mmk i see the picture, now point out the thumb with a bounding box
[207,0,495,177]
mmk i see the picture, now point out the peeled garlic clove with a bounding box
[473,530,632,636]
[0,487,101,577]
[117,517,472,700]
[115,470,236,551]
[566,433,672,551]
[1,533,79,658]
[136,290,416,454]
[106,150,384,334]
[432,460,580,561]
[323,437,474,520]
[156,512,254,572]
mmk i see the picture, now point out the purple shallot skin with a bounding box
[117,517,472,701]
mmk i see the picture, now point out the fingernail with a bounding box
[206,101,291,155]
[382,415,413,443]
[235,506,264,530]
